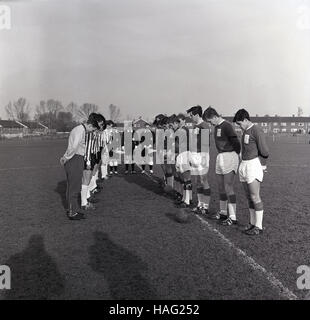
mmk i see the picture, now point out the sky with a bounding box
[0,0,309,120]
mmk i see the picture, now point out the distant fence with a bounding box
[266,133,310,144]
[0,128,57,140]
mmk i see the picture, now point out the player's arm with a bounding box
[254,127,269,158]
[225,123,241,154]
[61,126,83,164]
[253,126,269,167]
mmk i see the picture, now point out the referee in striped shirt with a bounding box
[60,115,100,220]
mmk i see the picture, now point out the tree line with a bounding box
[4,98,122,132]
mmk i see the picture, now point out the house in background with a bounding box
[22,121,49,135]
[132,117,151,129]
[0,120,50,138]
[0,120,26,138]
[225,116,310,134]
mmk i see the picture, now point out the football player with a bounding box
[60,115,99,220]
[233,108,269,235]
[174,113,192,206]
[186,105,211,214]
[203,107,241,225]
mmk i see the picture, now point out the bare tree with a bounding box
[298,107,303,117]
[66,102,78,115]
[34,99,63,129]
[65,102,79,121]
[5,97,31,122]
[109,104,121,122]
[76,103,99,122]
[35,99,63,117]
[46,99,63,115]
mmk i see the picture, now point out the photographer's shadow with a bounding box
[3,235,65,300]
[88,231,158,300]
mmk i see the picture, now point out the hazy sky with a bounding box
[0,0,309,120]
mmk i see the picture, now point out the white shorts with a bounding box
[216,151,239,175]
[176,151,191,173]
[101,149,109,165]
[189,152,209,176]
[239,158,264,184]
[124,155,133,165]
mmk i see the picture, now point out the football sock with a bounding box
[254,202,264,229]
[89,176,97,192]
[101,165,107,178]
[197,187,210,210]
[253,202,264,229]
[182,187,186,202]
[255,210,264,230]
[220,193,228,216]
[248,200,255,225]
[184,181,192,205]
[81,185,88,207]
[86,185,91,200]
[228,194,237,221]
[249,209,256,226]
[167,176,174,188]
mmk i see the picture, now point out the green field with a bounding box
[0,138,309,300]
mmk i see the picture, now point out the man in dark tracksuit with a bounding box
[60,116,99,220]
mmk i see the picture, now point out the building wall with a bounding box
[230,118,310,134]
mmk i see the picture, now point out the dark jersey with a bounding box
[175,126,189,155]
[191,121,210,153]
[214,120,241,154]
[241,124,269,164]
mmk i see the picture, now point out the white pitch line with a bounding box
[195,215,298,300]
[139,166,299,300]
[0,165,60,172]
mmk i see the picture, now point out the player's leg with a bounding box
[149,164,153,174]
[89,159,99,193]
[65,155,85,219]
[160,164,167,187]
[195,172,210,213]
[165,164,174,189]
[108,161,113,175]
[81,161,89,209]
[246,179,264,234]
[242,182,255,230]
[174,170,182,201]
[213,173,228,219]
[148,157,154,174]
[100,149,108,179]
[222,171,237,224]
[114,160,118,174]
[81,168,96,210]
[181,169,192,206]
[131,162,136,173]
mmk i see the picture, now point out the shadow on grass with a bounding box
[3,235,65,300]
[88,231,159,299]
[55,180,67,210]
[122,171,167,197]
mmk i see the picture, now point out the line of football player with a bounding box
[61,106,269,236]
